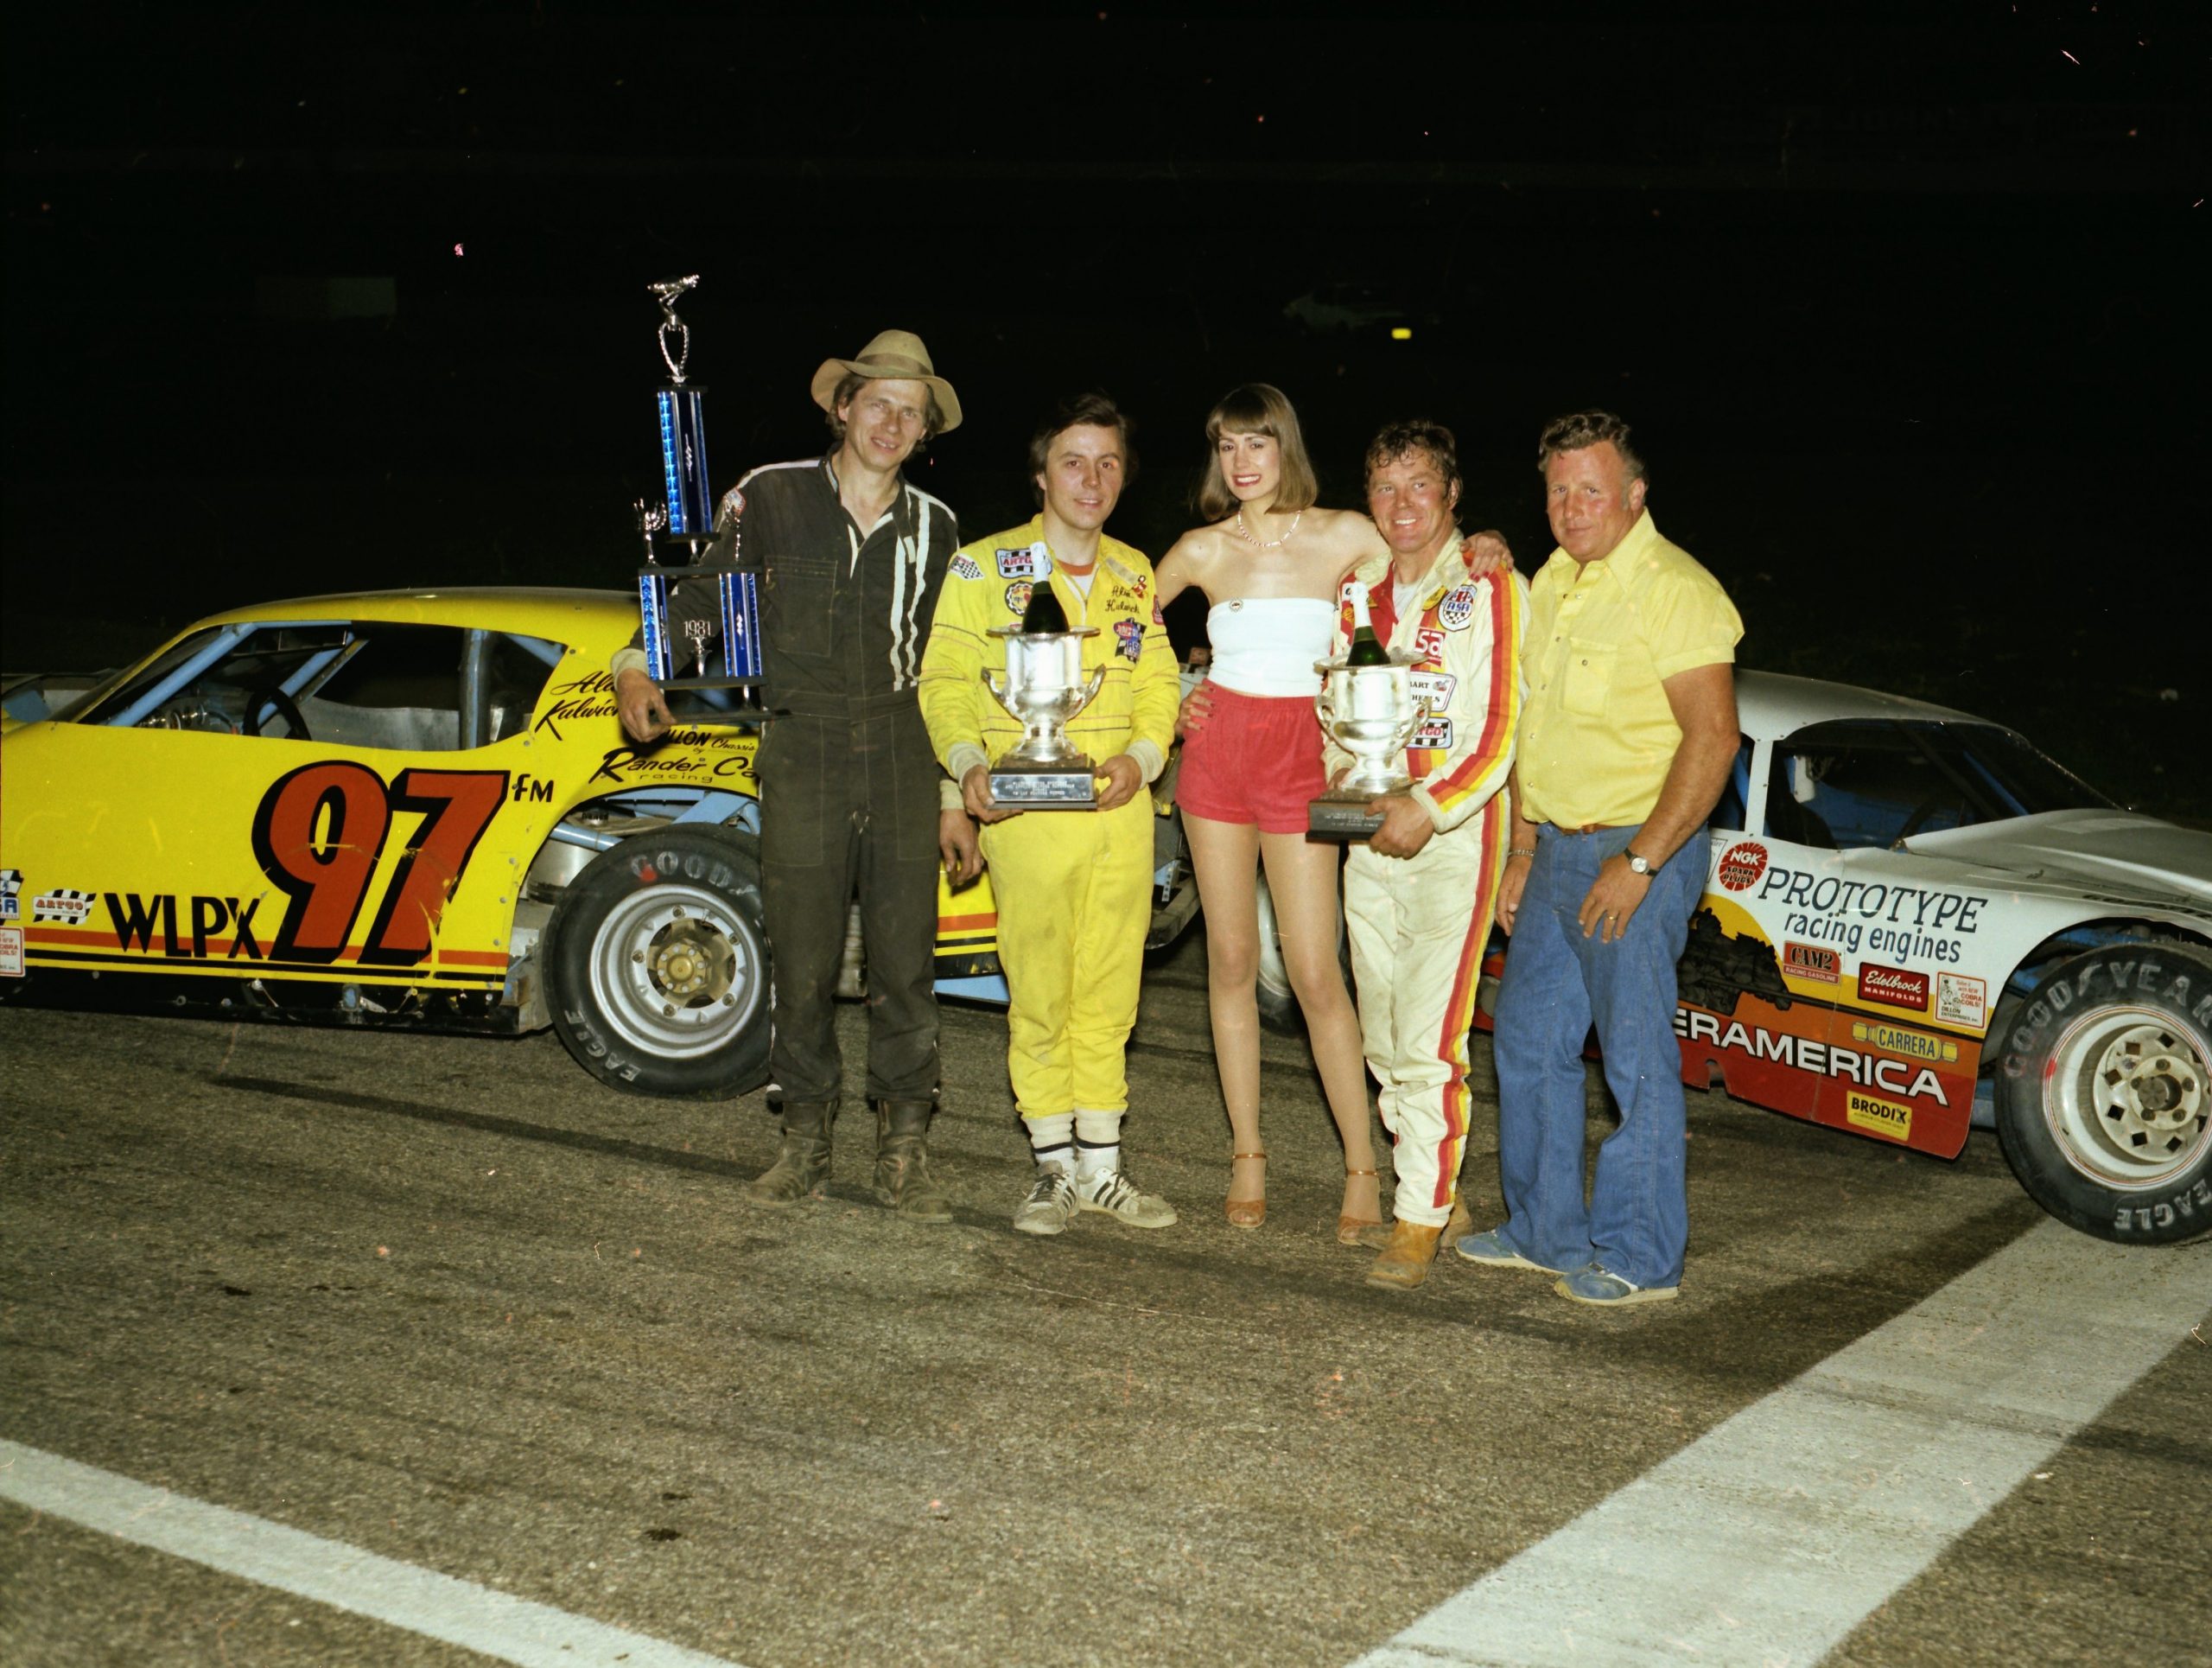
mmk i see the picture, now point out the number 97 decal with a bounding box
[251,763,508,965]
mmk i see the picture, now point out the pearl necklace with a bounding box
[1236,508,1302,549]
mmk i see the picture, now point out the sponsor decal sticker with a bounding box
[1003,582,1033,615]
[1152,600,1165,626]
[1849,1020,1960,1064]
[1675,1008,1952,1105]
[1756,863,1988,964]
[1409,671,1458,712]
[1783,939,1839,983]
[1936,971,1988,1028]
[1413,716,1453,749]
[0,868,19,921]
[950,552,983,581]
[31,888,96,926]
[0,925,22,977]
[1859,962,1930,1013]
[1413,627,1447,663]
[1437,584,1478,631]
[1718,840,1769,892]
[1846,1090,1913,1142]
[1113,619,1143,663]
[995,547,1038,579]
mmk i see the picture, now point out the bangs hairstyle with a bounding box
[1028,392,1138,506]
[1194,382,1318,521]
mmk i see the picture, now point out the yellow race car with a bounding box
[0,588,1009,1097]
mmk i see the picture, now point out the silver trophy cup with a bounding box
[1307,652,1422,837]
[982,627,1107,808]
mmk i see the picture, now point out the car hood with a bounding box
[1902,810,2212,913]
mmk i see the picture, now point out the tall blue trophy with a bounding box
[635,276,764,709]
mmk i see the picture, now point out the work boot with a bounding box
[873,1099,954,1225]
[747,1099,835,1205]
[1444,1187,1473,1245]
[1364,1220,1446,1291]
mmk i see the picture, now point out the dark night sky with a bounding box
[5,2,2207,809]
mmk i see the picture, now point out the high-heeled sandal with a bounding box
[1338,1167,1387,1246]
[1225,1150,1267,1229]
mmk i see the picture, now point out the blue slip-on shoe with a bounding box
[1554,1265,1678,1306]
[1454,1228,1567,1274]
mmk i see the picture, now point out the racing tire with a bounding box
[543,824,772,1098]
[1993,940,2212,1245]
[1251,873,1355,1038]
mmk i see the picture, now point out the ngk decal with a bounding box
[1859,963,1930,1013]
[1717,841,1768,892]
[1674,1009,1951,1105]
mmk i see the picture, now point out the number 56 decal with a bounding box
[251,763,508,965]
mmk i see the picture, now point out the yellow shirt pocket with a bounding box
[1562,637,1616,719]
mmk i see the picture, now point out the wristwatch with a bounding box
[1624,849,1654,875]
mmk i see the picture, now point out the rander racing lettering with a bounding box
[1674,1008,1951,1105]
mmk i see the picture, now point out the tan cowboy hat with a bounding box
[810,328,962,432]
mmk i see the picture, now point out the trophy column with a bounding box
[634,275,764,710]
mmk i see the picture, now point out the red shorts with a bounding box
[1176,684,1326,834]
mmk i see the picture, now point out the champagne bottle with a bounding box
[1345,584,1389,665]
[1020,583,1070,634]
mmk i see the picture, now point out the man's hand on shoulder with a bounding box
[614,667,671,743]
[1459,530,1514,579]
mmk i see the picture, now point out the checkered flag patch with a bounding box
[32,888,96,924]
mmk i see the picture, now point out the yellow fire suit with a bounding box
[918,518,1179,1117]
[1327,540,1529,1226]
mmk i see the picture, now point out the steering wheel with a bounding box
[244,684,312,741]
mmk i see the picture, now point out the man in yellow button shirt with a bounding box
[918,395,1181,1235]
[1459,411,1743,1305]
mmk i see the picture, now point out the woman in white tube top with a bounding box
[1154,384,1508,1241]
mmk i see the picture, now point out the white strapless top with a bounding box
[1206,597,1335,697]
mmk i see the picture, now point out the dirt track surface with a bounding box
[4,933,2208,1667]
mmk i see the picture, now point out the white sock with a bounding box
[1074,1109,1123,1181]
[1027,1113,1075,1175]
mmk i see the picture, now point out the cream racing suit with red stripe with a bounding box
[1327,541,1529,1226]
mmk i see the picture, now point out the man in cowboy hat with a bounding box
[614,328,978,1223]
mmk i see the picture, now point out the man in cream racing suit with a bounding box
[918,394,1182,1234]
[1330,419,1528,1290]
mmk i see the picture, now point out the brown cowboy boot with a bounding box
[1365,1219,1446,1291]
[747,1100,835,1205]
[873,1099,953,1225]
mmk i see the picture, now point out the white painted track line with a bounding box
[1352,1219,2212,1667]
[0,1438,743,1668]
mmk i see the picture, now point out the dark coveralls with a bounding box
[643,455,957,1105]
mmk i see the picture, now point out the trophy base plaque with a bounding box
[1308,794,1389,839]
[990,764,1099,809]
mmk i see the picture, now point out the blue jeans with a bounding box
[1492,824,1704,1289]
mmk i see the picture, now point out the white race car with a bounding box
[1479,672,2212,1246]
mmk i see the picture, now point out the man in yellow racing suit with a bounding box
[918,395,1182,1235]
[1328,420,1529,1290]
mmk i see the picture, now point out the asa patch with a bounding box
[950,552,984,581]
[996,546,1039,579]
[0,868,19,921]
[1114,619,1144,663]
[31,888,95,926]
[1004,582,1033,615]
[1437,584,1479,631]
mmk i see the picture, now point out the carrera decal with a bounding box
[1003,582,1033,615]
[1848,1019,1961,1064]
[1859,962,1930,1013]
[1437,584,1478,631]
[0,925,21,977]
[1414,627,1446,663]
[1936,971,1988,1028]
[950,552,984,581]
[1717,841,1768,892]
[251,762,508,967]
[31,888,96,925]
[1409,671,1458,712]
[996,547,1039,579]
[1846,1090,1912,1142]
[1783,939,1839,983]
